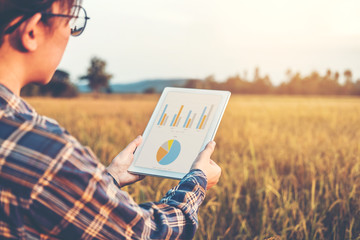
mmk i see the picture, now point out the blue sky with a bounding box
[59,0,360,85]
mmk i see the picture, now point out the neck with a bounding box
[0,79,22,96]
[0,47,26,96]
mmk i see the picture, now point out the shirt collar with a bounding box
[0,83,37,116]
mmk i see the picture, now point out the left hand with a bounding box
[107,135,145,187]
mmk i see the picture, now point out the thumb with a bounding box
[124,135,142,153]
[199,141,216,160]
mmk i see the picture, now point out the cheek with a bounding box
[42,29,70,84]
[57,27,71,55]
[52,28,71,65]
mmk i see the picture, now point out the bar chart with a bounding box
[157,103,214,130]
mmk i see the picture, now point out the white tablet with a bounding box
[128,87,231,179]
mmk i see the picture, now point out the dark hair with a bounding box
[0,0,80,45]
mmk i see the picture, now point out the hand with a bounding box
[107,135,145,187]
[191,141,221,190]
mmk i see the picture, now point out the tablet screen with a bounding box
[134,90,224,175]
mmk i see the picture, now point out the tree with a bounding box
[334,72,340,83]
[225,75,242,92]
[253,75,273,94]
[143,87,157,94]
[80,57,112,95]
[354,79,360,95]
[344,69,353,83]
[184,79,203,89]
[41,70,78,97]
[254,67,260,82]
[21,84,40,97]
[21,69,78,98]
[203,75,219,89]
[343,69,354,95]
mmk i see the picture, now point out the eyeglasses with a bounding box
[4,5,90,37]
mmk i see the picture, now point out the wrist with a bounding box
[106,169,121,188]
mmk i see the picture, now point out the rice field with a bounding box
[26,95,360,240]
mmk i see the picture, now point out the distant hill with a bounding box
[77,79,188,93]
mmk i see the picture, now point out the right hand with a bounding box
[107,135,145,188]
[191,141,221,190]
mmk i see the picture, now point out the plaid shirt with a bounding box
[0,84,207,240]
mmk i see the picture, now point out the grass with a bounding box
[27,95,360,240]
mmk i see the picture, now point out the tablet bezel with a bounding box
[128,87,231,179]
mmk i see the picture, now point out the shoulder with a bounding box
[0,103,88,153]
[0,110,100,195]
[0,109,70,155]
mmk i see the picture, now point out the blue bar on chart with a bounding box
[157,104,168,125]
[170,114,177,126]
[183,110,192,128]
[196,107,207,129]
[172,105,184,127]
[201,105,214,130]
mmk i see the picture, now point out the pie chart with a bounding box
[156,139,181,165]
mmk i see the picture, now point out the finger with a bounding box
[124,135,142,153]
[129,173,145,183]
[199,141,216,160]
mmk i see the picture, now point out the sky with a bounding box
[58,0,360,85]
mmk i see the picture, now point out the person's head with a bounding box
[0,0,86,89]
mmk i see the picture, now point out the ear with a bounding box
[19,13,43,52]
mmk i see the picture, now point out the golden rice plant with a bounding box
[27,95,360,240]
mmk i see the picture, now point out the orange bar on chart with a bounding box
[199,115,207,129]
[186,118,191,128]
[173,105,184,126]
[160,114,167,125]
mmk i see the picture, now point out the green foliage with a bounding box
[21,70,78,98]
[80,57,112,93]
[21,83,40,96]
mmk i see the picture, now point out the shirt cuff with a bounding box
[179,169,208,192]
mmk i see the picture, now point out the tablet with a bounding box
[128,87,231,179]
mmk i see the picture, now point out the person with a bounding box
[0,0,222,239]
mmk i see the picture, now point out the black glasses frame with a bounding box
[4,5,90,37]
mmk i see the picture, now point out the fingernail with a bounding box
[211,141,216,146]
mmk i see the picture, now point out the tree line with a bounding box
[185,68,360,95]
[21,57,360,97]
[21,57,111,98]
